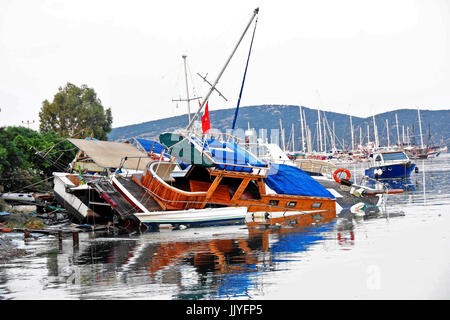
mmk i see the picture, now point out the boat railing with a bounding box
[116,155,156,178]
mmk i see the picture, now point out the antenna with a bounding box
[22,120,35,129]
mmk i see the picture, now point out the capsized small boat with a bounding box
[365,151,415,179]
[134,206,248,229]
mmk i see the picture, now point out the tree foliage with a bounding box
[0,126,77,192]
[39,82,113,140]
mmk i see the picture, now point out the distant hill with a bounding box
[108,105,450,150]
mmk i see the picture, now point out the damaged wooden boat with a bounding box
[115,132,337,230]
[52,138,155,230]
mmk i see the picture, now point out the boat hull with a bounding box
[134,206,248,228]
[365,162,416,179]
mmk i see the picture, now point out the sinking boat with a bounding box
[127,131,337,230]
[365,150,415,179]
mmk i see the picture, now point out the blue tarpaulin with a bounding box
[136,138,169,156]
[207,139,266,172]
[137,138,190,170]
[264,164,335,199]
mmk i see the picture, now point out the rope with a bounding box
[232,17,258,130]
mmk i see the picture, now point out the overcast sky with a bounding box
[1,0,449,131]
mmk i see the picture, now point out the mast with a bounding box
[386,119,390,147]
[417,108,424,149]
[279,118,286,151]
[359,126,362,150]
[372,115,379,148]
[367,124,370,146]
[303,108,308,152]
[395,113,400,146]
[402,125,405,144]
[299,106,305,152]
[350,115,354,151]
[186,8,259,132]
[333,121,336,152]
[317,109,323,152]
[182,55,192,123]
[291,123,295,152]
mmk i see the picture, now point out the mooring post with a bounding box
[58,229,63,250]
[72,231,79,247]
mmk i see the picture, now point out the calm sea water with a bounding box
[1,153,450,300]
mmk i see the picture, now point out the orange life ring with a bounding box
[333,168,351,183]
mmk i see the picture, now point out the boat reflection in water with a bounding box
[361,176,416,192]
[68,213,336,299]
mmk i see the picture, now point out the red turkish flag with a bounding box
[201,101,210,134]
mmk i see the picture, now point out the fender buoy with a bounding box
[333,168,351,183]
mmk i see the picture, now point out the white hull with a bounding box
[53,172,97,221]
[135,206,247,225]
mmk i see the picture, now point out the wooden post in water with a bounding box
[58,229,63,251]
[72,231,79,248]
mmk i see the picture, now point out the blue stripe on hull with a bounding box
[365,163,416,179]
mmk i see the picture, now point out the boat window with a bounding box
[382,152,408,161]
[268,199,279,206]
[375,155,382,162]
[311,202,322,208]
[286,201,297,208]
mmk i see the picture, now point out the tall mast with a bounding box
[182,55,191,123]
[386,119,390,147]
[359,126,362,149]
[279,118,285,151]
[317,109,323,152]
[367,124,370,146]
[350,115,354,151]
[417,108,424,149]
[186,8,259,132]
[299,106,305,152]
[333,121,336,151]
[291,123,295,152]
[372,115,379,148]
[395,113,400,146]
[402,125,405,144]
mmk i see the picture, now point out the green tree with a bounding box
[0,126,77,192]
[39,82,113,140]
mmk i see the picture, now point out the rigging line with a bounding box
[10,175,54,193]
[232,17,258,130]
[186,58,199,100]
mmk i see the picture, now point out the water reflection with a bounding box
[52,215,337,299]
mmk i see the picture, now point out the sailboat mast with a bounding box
[279,118,285,151]
[402,125,405,144]
[333,121,336,152]
[299,106,305,152]
[359,126,362,150]
[350,115,354,151]
[386,119,390,147]
[186,8,259,131]
[395,113,400,146]
[317,109,322,152]
[372,115,379,148]
[182,55,192,123]
[417,108,424,149]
